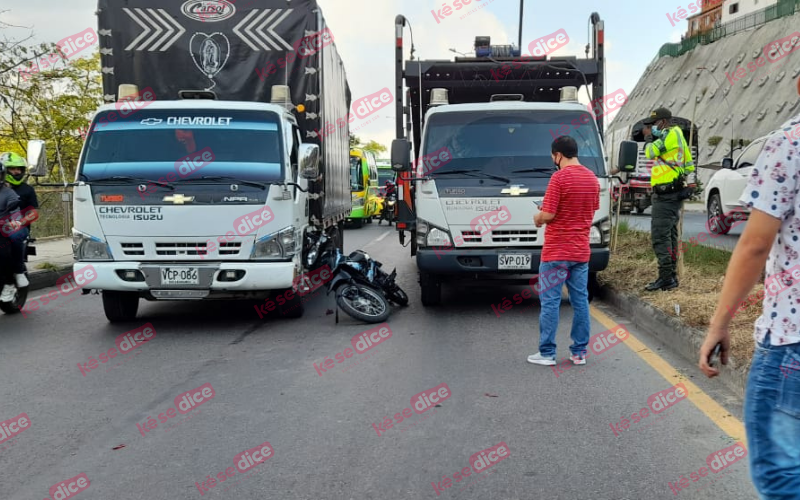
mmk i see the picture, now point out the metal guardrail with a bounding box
[658,0,800,59]
[30,187,72,240]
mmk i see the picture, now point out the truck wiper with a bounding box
[510,167,556,175]
[176,176,267,190]
[87,176,175,190]
[433,170,510,184]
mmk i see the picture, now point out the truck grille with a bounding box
[491,230,538,243]
[121,243,144,256]
[156,242,220,256]
[458,229,539,245]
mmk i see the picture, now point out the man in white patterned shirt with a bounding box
[700,76,800,499]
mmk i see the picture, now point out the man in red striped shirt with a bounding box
[528,136,600,366]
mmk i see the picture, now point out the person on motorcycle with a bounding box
[0,160,22,302]
[384,180,396,198]
[1,152,38,289]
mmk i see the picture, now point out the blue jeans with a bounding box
[537,260,590,358]
[8,226,28,274]
[744,334,800,499]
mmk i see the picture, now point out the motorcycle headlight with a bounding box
[72,230,113,261]
[252,226,298,260]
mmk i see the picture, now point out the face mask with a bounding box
[652,124,665,138]
[553,154,562,170]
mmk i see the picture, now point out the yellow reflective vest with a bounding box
[645,126,695,187]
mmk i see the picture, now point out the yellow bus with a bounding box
[348,148,381,227]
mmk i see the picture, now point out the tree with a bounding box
[0,41,103,182]
[361,140,387,156]
[349,133,361,148]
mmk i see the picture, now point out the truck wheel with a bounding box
[635,201,647,214]
[277,289,305,319]
[420,272,441,306]
[102,291,139,323]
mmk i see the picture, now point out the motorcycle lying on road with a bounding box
[0,236,35,315]
[304,230,407,323]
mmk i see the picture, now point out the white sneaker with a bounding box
[570,354,587,365]
[527,352,557,366]
[0,284,16,303]
[14,274,28,288]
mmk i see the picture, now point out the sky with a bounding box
[0,0,689,152]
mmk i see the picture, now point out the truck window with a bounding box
[423,110,605,176]
[81,109,284,182]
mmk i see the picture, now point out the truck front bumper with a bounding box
[416,248,610,275]
[73,261,298,296]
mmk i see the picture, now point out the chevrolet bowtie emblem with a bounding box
[501,185,529,196]
[163,194,195,205]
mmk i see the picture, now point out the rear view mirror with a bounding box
[391,139,410,172]
[26,140,48,177]
[299,144,320,180]
[617,140,639,173]
[721,157,733,169]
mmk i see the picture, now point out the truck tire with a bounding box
[420,272,441,306]
[635,201,648,214]
[277,289,305,319]
[102,291,139,323]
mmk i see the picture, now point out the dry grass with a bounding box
[600,225,756,363]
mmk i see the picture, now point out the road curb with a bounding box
[29,265,74,293]
[599,285,749,399]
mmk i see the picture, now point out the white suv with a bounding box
[704,136,768,234]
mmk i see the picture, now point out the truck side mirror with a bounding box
[617,140,638,173]
[26,140,48,177]
[299,143,320,180]
[391,139,411,172]
[721,157,733,169]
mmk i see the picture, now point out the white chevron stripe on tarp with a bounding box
[135,9,163,51]
[267,9,293,51]
[233,10,260,51]
[233,9,293,52]
[158,9,185,51]
[123,8,185,52]
[123,8,150,51]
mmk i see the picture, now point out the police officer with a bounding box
[642,108,694,291]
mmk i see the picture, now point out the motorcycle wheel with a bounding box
[336,283,391,323]
[387,286,409,306]
[0,284,27,315]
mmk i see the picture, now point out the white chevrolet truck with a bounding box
[66,0,351,322]
[392,17,612,305]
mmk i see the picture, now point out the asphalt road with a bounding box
[1,222,758,500]
[621,209,744,252]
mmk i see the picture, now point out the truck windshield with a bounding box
[350,156,365,191]
[80,110,283,182]
[423,110,605,176]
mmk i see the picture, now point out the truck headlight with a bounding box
[427,228,452,247]
[590,226,602,245]
[252,226,297,260]
[72,230,113,261]
[590,218,612,245]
